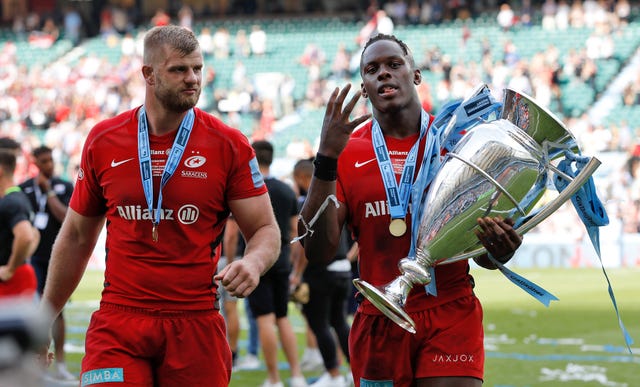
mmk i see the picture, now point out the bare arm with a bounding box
[215,193,280,297]
[473,216,522,269]
[298,178,345,264]
[288,215,306,288]
[298,84,370,265]
[40,209,105,321]
[0,220,39,281]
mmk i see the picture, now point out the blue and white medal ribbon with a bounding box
[138,106,195,242]
[410,86,502,296]
[371,110,429,237]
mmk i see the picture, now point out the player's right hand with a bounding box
[317,84,371,159]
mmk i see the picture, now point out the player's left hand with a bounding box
[474,216,522,264]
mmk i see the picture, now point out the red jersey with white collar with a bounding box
[336,120,474,314]
[71,107,266,310]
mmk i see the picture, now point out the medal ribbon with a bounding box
[411,85,502,296]
[371,110,429,225]
[138,107,195,239]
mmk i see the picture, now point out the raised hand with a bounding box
[317,84,371,158]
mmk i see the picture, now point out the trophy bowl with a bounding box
[353,88,601,333]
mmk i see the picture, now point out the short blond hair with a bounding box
[143,25,200,65]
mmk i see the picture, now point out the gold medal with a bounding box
[389,218,407,237]
[152,223,158,243]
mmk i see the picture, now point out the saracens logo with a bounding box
[181,154,208,179]
[116,204,200,225]
[184,155,207,168]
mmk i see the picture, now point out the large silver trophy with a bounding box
[353,87,601,333]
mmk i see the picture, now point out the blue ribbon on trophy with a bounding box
[410,85,503,296]
[553,151,634,353]
[414,85,560,305]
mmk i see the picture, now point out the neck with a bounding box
[374,105,423,139]
[259,166,270,177]
[0,178,13,198]
[143,104,191,136]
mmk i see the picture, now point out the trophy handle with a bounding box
[438,156,601,265]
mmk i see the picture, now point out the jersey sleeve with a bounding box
[69,127,108,216]
[5,193,32,228]
[225,132,268,201]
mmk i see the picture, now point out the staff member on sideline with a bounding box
[20,145,75,381]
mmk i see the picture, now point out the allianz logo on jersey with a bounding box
[116,204,199,224]
[364,200,413,218]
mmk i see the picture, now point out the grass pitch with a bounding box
[63,267,639,386]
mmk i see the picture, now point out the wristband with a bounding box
[47,190,57,198]
[313,153,338,181]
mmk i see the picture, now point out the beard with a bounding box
[155,82,200,112]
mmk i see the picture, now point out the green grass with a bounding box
[64,267,640,386]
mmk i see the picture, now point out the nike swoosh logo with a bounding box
[111,158,135,167]
[355,158,376,168]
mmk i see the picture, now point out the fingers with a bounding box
[329,84,371,127]
[475,216,522,254]
[217,262,258,298]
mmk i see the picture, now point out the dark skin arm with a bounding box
[473,216,522,269]
[298,85,370,265]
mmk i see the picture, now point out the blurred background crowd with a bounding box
[1,0,640,240]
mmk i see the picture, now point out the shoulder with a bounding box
[51,176,71,185]
[193,108,251,149]
[84,108,137,146]
[18,178,34,191]
[2,190,32,213]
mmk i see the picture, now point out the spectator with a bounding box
[63,5,83,46]
[497,3,515,31]
[249,25,267,56]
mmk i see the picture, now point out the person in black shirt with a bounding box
[19,145,75,381]
[248,140,308,387]
[0,144,39,298]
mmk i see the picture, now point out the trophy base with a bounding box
[352,279,417,334]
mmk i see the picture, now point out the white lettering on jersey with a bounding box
[116,205,175,221]
[116,204,200,225]
[363,200,413,218]
[364,200,389,218]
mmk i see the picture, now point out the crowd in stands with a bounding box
[1,0,640,237]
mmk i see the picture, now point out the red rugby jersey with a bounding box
[71,107,267,310]
[337,120,473,314]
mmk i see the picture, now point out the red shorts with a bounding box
[81,303,232,387]
[0,264,37,297]
[349,295,484,386]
